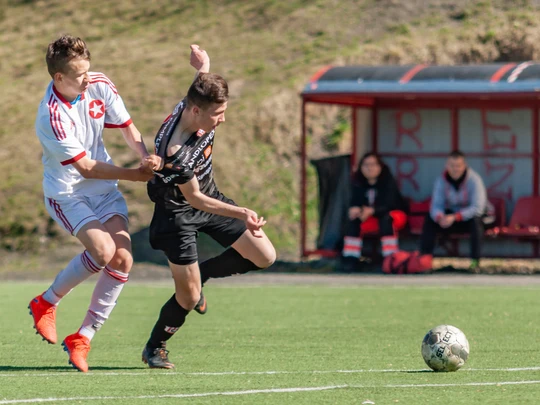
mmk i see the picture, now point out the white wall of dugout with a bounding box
[353,106,540,256]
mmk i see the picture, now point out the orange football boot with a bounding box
[194,291,207,315]
[62,333,91,372]
[28,294,57,344]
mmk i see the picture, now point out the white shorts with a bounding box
[45,190,129,236]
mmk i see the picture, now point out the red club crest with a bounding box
[89,99,105,119]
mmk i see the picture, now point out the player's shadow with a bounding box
[0,365,144,372]
[404,369,435,373]
[434,265,473,274]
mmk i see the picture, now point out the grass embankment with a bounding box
[0,0,539,266]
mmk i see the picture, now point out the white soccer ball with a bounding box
[421,325,470,372]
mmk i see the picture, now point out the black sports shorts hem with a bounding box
[149,197,247,266]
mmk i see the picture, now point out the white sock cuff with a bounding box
[78,326,96,341]
[42,288,62,306]
[104,266,129,283]
[81,250,105,274]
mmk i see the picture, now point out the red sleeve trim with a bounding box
[455,212,463,221]
[104,118,133,129]
[61,151,86,166]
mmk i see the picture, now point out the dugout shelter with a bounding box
[300,62,540,259]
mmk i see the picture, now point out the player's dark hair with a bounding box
[186,73,229,110]
[354,152,391,184]
[359,152,384,169]
[46,35,91,78]
[449,150,465,159]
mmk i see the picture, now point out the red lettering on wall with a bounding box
[395,110,423,150]
[396,157,419,191]
[484,160,514,201]
[482,110,517,151]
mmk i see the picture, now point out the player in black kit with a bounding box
[141,45,276,369]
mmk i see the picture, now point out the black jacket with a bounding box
[350,165,408,217]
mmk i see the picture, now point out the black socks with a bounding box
[147,249,261,348]
[147,294,189,349]
[199,248,261,286]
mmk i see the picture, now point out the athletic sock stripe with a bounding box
[82,251,102,273]
[81,254,98,274]
[342,251,361,258]
[344,237,362,247]
[105,267,129,282]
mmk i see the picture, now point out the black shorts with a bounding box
[149,195,247,265]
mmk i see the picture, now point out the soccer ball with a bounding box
[421,325,470,372]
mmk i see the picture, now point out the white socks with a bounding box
[381,235,399,257]
[42,251,129,342]
[43,250,103,305]
[79,266,129,341]
[343,236,362,258]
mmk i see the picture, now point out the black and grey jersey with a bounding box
[147,99,218,212]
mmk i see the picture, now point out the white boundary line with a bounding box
[2,386,346,404]
[0,366,539,378]
[2,381,540,404]
[376,380,540,388]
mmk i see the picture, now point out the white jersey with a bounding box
[35,72,132,198]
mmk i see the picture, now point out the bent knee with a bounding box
[90,241,117,267]
[175,290,200,311]
[108,249,133,273]
[253,247,277,269]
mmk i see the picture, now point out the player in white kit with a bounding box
[29,35,154,372]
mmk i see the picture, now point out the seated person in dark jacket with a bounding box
[342,152,407,268]
[419,150,493,270]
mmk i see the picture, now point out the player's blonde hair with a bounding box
[46,35,91,78]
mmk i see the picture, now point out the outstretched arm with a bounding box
[190,44,210,80]
[179,177,266,237]
[71,155,153,182]
[142,45,211,172]
[119,123,150,160]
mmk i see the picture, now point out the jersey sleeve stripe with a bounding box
[48,198,74,234]
[104,118,133,129]
[60,151,86,166]
[48,100,68,141]
[90,79,118,95]
[89,73,117,86]
[48,97,62,140]
[90,74,117,88]
[53,104,68,140]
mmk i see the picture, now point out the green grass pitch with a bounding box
[1,280,540,404]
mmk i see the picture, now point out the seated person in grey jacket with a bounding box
[419,150,493,269]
